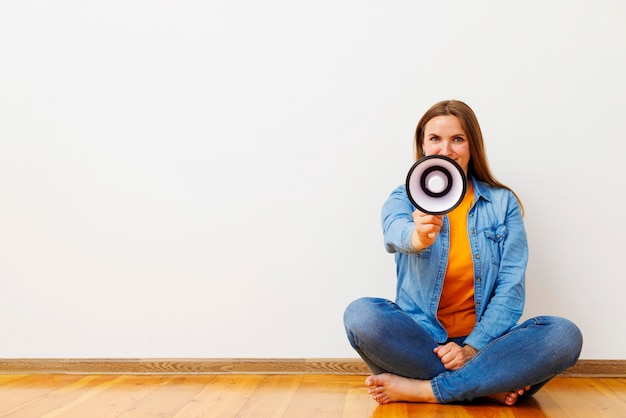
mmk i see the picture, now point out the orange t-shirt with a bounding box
[437,182,476,338]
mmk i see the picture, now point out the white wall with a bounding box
[0,0,624,360]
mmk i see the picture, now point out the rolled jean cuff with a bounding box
[431,379,445,403]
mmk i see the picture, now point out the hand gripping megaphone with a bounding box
[405,155,467,215]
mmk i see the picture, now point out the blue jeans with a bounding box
[343,297,583,403]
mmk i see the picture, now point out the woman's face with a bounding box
[422,115,471,175]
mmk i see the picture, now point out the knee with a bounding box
[343,297,375,332]
[343,297,388,343]
[553,317,583,349]
[545,316,583,365]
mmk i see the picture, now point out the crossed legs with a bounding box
[344,297,583,404]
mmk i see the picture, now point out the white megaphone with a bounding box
[405,155,467,215]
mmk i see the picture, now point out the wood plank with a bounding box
[341,376,376,417]
[0,375,82,416]
[0,375,113,418]
[281,375,356,418]
[39,375,127,418]
[112,375,209,418]
[0,375,29,385]
[173,374,266,418]
[234,375,302,417]
[564,360,626,377]
[0,358,624,376]
[534,378,626,418]
[46,375,185,418]
[0,374,624,417]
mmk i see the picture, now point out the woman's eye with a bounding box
[454,137,465,142]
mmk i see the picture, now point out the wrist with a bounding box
[463,344,478,357]
[411,230,429,251]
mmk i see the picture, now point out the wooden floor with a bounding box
[0,374,624,417]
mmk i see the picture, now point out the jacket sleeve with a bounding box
[381,185,423,255]
[464,191,527,350]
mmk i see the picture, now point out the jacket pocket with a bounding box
[484,224,507,266]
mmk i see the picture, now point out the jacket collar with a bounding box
[470,176,493,204]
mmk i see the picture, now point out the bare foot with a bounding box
[485,386,531,406]
[365,373,438,404]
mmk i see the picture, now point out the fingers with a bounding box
[412,211,444,248]
[434,345,456,369]
[413,211,443,232]
[433,342,470,371]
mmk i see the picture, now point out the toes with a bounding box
[372,393,386,404]
[368,386,383,395]
[505,394,517,405]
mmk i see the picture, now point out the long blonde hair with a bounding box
[414,100,524,214]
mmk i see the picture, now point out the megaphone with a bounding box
[405,155,467,215]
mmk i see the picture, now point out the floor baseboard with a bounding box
[0,358,623,377]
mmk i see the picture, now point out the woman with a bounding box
[343,100,582,405]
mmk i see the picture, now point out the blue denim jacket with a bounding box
[381,178,528,350]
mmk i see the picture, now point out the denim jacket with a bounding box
[381,178,528,350]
